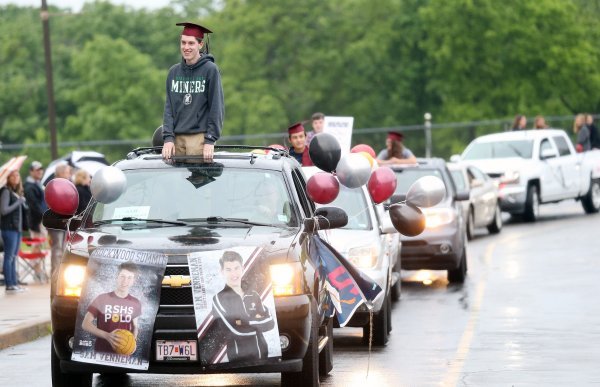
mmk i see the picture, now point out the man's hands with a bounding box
[161,141,214,162]
[104,330,125,350]
[162,142,175,159]
[203,143,214,162]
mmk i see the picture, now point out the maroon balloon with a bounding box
[45,178,79,216]
[351,144,377,158]
[389,203,426,237]
[306,173,340,204]
[368,166,397,204]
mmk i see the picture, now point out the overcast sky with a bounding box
[0,0,172,11]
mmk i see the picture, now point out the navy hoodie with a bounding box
[162,54,224,144]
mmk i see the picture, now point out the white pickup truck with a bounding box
[452,129,600,221]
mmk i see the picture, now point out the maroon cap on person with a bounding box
[288,122,305,135]
[387,131,404,141]
[176,22,213,39]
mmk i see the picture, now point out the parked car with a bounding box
[447,163,502,240]
[389,158,470,283]
[452,129,600,221]
[46,146,350,387]
[302,166,401,346]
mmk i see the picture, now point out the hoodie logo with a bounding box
[184,93,192,105]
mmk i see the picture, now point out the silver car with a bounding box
[303,166,400,346]
[447,163,503,240]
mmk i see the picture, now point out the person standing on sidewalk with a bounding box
[162,22,224,162]
[23,161,48,238]
[1,170,27,293]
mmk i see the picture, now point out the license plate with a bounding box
[155,340,197,361]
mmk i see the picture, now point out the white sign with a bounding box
[323,116,354,156]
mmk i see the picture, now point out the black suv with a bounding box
[47,146,347,386]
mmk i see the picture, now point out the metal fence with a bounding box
[0,114,585,164]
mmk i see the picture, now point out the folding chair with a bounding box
[18,237,49,284]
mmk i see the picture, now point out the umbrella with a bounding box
[42,151,110,186]
[0,155,27,189]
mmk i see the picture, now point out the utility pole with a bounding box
[41,0,58,159]
[424,112,432,158]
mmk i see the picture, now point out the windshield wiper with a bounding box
[94,217,188,226]
[178,216,272,227]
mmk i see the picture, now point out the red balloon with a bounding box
[306,173,340,204]
[351,144,376,158]
[45,178,79,215]
[368,166,397,204]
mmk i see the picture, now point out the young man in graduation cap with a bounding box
[287,122,314,166]
[376,131,417,165]
[162,22,225,162]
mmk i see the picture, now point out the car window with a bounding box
[539,138,553,158]
[292,168,314,218]
[552,136,572,157]
[318,186,372,230]
[463,140,533,160]
[450,170,467,192]
[92,167,298,226]
[393,168,448,198]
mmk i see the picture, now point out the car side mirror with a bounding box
[455,190,470,201]
[304,206,348,231]
[42,209,81,231]
[540,148,558,160]
[383,194,406,210]
[449,154,461,163]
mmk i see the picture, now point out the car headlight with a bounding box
[57,264,87,297]
[347,245,378,269]
[500,170,520,184]
[270,263,303,297]
[423,208,455,228]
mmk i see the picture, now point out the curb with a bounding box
[0,318,52,350]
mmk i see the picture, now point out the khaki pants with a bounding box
[175,133,205,156]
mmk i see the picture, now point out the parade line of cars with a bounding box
[44,128,600,387]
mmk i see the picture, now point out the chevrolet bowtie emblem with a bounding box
[162,275,192,288]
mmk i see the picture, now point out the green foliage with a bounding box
[1,0,600,166]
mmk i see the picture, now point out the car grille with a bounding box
[160,264,193,307]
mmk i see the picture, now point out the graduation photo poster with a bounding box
[187,246,282,366]
[71,247,168,370]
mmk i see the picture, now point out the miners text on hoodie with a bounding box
[162,54,224,145]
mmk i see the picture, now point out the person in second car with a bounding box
[287,122,314,166]
[376,131,417,165]
[74,169,92,214]
[305,112,324,145]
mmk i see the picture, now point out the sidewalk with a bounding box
[0,282,51,350]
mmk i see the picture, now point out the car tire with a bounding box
[447,249,467,284]
[281,302,319,387]
[466,209,475,240]
[523,184,539,222]
[318,318,333,377]
[386,294,392,335]
[581,178,600,214]
[365,294,389,346]
[391,259,401,302]
[487,204,503,234]
[51,339,92,387]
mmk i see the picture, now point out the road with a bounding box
[2,200,599,386]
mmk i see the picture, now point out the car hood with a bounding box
[321,228,378,256]
[463,157,530,176]
[68,225,299,261]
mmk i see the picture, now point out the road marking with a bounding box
[442,241,496,386]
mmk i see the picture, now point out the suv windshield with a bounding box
[393,168,448,198]
[92,166,297,227]
[463,140,533,160]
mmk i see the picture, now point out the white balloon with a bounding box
[406,176,446,208]
[336,153,372,188]
[91,166,127,204]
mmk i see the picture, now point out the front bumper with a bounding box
[498,185,527,213]
[52,293,312,375]
[400,225,463,271]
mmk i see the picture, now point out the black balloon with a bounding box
[308,133,341,173]
[152,125,164,147]
[389,203,426,237]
